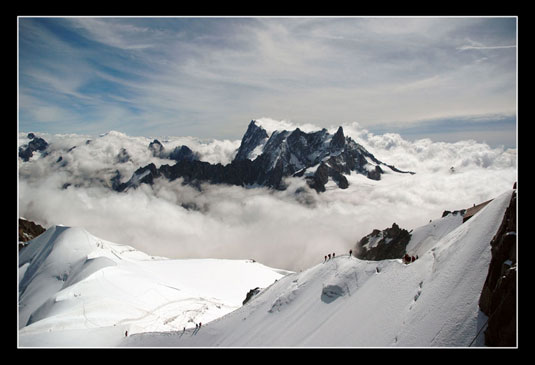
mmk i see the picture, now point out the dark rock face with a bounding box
[147,138,199,162]
[478,189,517,347]
[354,223,411,261]
[116,148,131,164]
[110,170,123,191]
[242,287,261,305]
[234,120,269,161]
[116,163,160,191]
[19,134,49,161]
[117,121,414,193]
[18,218,46,250]
[442,209,466,218]
[149,139,164,157]
[330,126,346,151]
[169,145,199,162]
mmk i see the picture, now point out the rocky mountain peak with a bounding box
[149,139,164,157]
[329,126,345,152]
[116,121,415,194]
[234,120,269,161]
[19,134,49,162]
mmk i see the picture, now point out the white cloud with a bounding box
[457,38,516,51]
[18,122,517,271]
[457,44,516,51]
[69,18,158,50]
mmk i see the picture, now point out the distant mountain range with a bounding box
[116,120,414,193]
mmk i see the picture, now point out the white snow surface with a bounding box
[121,189,513,348]
[18,227,289,347]
[405,212,464,257]
[18,189,513,347]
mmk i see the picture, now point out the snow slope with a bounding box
[405,211,464,258]
[18,227,289,347]
[122,189,513,347]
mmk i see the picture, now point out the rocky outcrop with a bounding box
[478,188,517,347]
[149,139,165,157]
[169,145,199,162]
[242,287,261,305]
[354,223,411,261]
[19,133,49,162]
[116,148,131,164]
[441,209,466,218]
[148,138,199,162]
[18,218,46,250]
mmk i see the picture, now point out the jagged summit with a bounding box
[18,133,49,162]
[116,120,414,193]
[330,126,346,151]
[234,120,269,161]
[230,120,414,191]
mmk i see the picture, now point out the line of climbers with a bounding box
[324,250,357,263]
[323,250,417,264]
[324,252,337,262]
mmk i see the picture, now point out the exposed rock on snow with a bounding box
[355,223,411,261]
[242,287,261,306]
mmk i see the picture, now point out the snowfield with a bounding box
[18,189,513,347]
[122,189,513,348]
[18,227,290,347]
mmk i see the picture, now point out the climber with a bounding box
[349,249,353,257]
[328,253,331,260]
[333,252,335,258]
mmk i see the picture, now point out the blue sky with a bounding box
[18,17,517,148]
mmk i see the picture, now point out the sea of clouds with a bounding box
[18,119,517,271]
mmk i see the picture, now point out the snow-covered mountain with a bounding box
[236,120,414,192]
[120,189,513,347]
[116,120,414,193]
[18,226,290,347]
[18,188,515,347]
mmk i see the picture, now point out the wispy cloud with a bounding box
[18,17,517,146]
[458,45,516,51]
[457,37,516,51]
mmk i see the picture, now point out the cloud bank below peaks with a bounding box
[18,120,516,271]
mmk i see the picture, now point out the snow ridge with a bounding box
[18,227,288,347]
[121,189,513,348]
